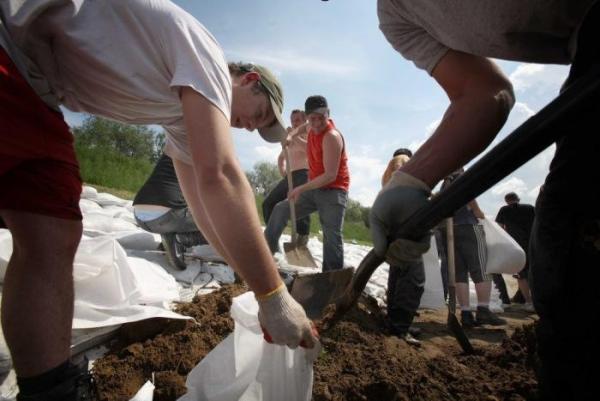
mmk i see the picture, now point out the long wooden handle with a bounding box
[282,144,298,243]
[446,217,457,314]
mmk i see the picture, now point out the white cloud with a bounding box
[347,153,387,206]
[253,144,281,162]
[227,48,361,77]
[491,176,528,197]
[509,63,568,94]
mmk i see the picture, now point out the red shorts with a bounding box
[0,47,82,226]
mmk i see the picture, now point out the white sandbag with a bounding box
[0,229,12,282]
[95,192,129,207]
[420,236,445,310]
[81,185,98,200]
[130,380,154,401]
[83,212,138,233]
[480,219,526,275]
[79,198,103,213]
[178,292,317,401]
[114,231,161,251]
[72,236,186,329]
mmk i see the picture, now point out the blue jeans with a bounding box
[265,188,347,271]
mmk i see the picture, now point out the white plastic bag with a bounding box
[420,236,445,309]
[480,218,526,275]
[178,292,318,401]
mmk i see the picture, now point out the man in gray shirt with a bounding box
[369,1,599,399]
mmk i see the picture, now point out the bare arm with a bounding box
[176,87,281,295]
[289,130,342,200]
[382,155,410,187]
[277,151,285,177]
[468,199,486,219]
[401,50,515,188]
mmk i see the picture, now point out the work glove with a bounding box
[369,171,432,265]
[256,283,318,349]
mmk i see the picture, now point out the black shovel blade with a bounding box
[447,312,475,354]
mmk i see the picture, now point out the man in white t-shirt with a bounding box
[0,1,317,399]
[369,1,599,399]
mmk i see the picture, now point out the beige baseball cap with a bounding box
[240,63,287,143]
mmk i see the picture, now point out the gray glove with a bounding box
[369,171,431,264]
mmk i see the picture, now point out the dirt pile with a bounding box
[93,285,538,401]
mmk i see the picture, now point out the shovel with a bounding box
[321,63,600,331]
[445,218,475,354]
[281,145,318,268]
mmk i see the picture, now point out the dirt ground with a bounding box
[92,284,539,401]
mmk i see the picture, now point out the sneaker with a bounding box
[161,233,187,270]
[176,231,207,247]
[395,332,421,347]
[476,306,507,326]
[17,359,94,401]
[460,310,478,328]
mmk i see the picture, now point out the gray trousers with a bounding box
[264,188,347,271]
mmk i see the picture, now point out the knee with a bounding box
[13,222,82,266]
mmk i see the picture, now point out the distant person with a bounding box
[496,192,536,312]
[265,95,350,271]
[441,170,506,328]
[133,154,209,270]
[262,110,311,245]
[1,1,316,398]
[382,148,422,346]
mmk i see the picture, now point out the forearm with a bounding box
[298,173,336,192]
[402,91,512,188]
[197,167,281,293]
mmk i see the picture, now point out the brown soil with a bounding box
[93,285,539,401]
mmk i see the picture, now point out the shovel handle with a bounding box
[282,144,298,243]
[445,218,457,314]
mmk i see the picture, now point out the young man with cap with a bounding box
[370,1,598,398]
[0,1,316,399]
[262,110,311,245]
[265,95,350,271]
[495,192,536,311]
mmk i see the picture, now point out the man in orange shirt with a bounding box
[265,95,350,271]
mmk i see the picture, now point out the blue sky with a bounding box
[64,0,570,216]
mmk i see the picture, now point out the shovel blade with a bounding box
[447,312,475,354]
[290,267,354,319]
[283,242,319,268]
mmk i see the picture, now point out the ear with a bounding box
[241,71,261,85]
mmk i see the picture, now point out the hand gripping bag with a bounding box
[178,291,319,401]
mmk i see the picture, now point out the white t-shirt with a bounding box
[1,0,232,164]
[377,0,595,74]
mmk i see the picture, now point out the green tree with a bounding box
[73,116,157,160]
[246,161,281,195]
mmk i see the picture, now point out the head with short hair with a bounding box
[505,192,520,204]
[305,95,330,132]
[228,62,286,143]
[393,148,413,158]
[290,109,307,129]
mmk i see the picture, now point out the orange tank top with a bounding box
[307,119,350,191]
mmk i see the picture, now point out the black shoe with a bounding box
[476,306,507,326]
[460,311,478,328]
[161,233,187,270]
[176,231,208,247]
[396,332,421,347]
[407,326,422,337]
[17,359,94,401]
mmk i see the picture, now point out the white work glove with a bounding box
[256,283,318,349]
[369,171,432,265]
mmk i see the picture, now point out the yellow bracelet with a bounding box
[255,283,285,301]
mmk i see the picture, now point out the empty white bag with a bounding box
[480,218,526,275]
[177,291,318,401]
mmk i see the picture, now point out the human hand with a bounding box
[288,186,304,203]
[257,284,319,348]
[369,171,431,264]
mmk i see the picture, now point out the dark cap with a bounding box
[393,148,413,158]
[305,95,329,115]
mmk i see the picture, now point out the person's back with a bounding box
[496,202,535,248]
